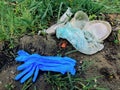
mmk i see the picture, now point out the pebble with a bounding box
[0,81,2,84]
[10,70,15,74]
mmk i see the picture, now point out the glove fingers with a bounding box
[17,63,32,71]
[15,65,33,81]
[17,50,30,56]
[16,50,30,62]
[70,68,76,75]
[15,56,28,62]
[20,65,36,83]
[33,66,39,82]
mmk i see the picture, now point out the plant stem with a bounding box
[67,72,73,89]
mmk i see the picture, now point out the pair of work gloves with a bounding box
[15,50,76,83]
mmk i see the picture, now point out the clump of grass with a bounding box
[44,60,106,90]
[5,83,15,90]
[0,0,53,48]
[22,77,33,90]
[114,30,120,44]
[0,0,119,48]
[96,0,120,13]
[0,0,116,48]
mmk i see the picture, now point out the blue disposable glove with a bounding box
[15,50,76,83]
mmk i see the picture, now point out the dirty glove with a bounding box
[15,50,76,83]
[56,22,104,55]
[45,7,73,34]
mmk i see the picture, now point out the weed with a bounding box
[22,77,33,90]
[113,30,120,44]
[89,14,97,20]
[44,60,106,90]
[97,0,120,13]
[5,83,15,90]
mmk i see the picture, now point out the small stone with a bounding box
[10,70,15,74]
[0,81,2,84]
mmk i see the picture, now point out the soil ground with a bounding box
[0,14,120,90]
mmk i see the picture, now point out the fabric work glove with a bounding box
[15,50,76,83]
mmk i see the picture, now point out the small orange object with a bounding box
[59,40,68,49]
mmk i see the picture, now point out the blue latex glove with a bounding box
[15,50,76,83]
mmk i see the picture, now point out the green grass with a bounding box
[44,60,107,90]
[5,83,15,90]
[0,0,120,49]
[22,77,33,90]
[95,0,120,13]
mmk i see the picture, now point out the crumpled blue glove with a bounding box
[15,50,76,83]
